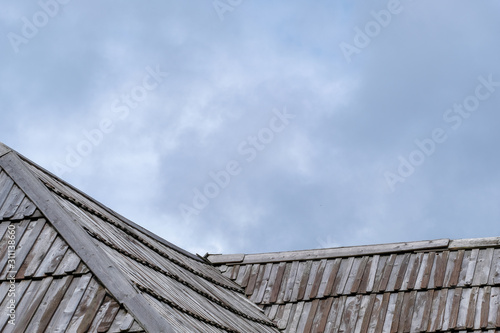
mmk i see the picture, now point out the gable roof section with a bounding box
[0,143,279,333]
[208,237,500,332]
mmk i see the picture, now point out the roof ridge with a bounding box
[0,142,12,158]
[208,236,500,265]
[247,284,499,306]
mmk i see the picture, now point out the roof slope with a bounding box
[208,238,500,332]
[0,169,145,332]
[0,143,278,333]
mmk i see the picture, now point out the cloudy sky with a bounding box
[2,0,500,255]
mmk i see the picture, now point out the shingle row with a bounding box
[221,248,500,304]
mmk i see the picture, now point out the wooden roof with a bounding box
[0,143,278,333]
[208,238,500,332]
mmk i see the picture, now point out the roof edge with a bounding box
[208,238,455,264]
[0,142,12,158]
[18,153,203,263]
[209,236,500,265]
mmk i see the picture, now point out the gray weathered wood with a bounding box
[0,219,46,279]
[325,295,346,332]
[378,254,397,292]
[107,308,129,332]
[0,219,30,274]
[358,294,376,333]
[0,221,11,242]
[119,313,136,331]
[87,295,121,332]
[0,152,176,333]
[450,237,500,249]
[17,222,57,278]
[208,238,450,265]
[312,298,333,332]
[129,321,145,332]
[480,286,491,328]
[287,301,304,333]
[208,253,245,264]
[443,251,458,288]
[385,254,405,292]
[487,287,500,328]
[283,261,299,302]
[0,280,32,331]
[316,259,335,298]
[262,263,281,304]
[340,295,361,332]
[23,154,204,262]
[245,264,261,296]
[276,263,292,303]
[488,248,500,285]
[3,277,54,333]
[373,293,389,333]
[254,263,273,303]
[296,261,313,300]
[0,171,15,211]
[450,250,465,287]
[303,260,321,300]
[464,249,480,286]
[456,288,471,329]
[334,257,354,295]
[53,248,81,276]
[25,275,74,332]
[304,300,321,333]
[235,264,248,286]
[323,258,341,296]
[466,287,479,329]
[472,248,494,286]
[0,143,11,158]
[65,277,107,332]
[295,301,312,333]
[420,252,436,289]
[309,259,327,298]
[269,262,286,303]
[389,291,404,332]
[12,196,37,220]
[0,185,25,219]
[44,274,93,332]
[344,256,365,294]
[276,303,293,330]
[432,251,449,288]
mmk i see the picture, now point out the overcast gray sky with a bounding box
[2,0,500,255]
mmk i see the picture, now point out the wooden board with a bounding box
[208,238,450,264]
